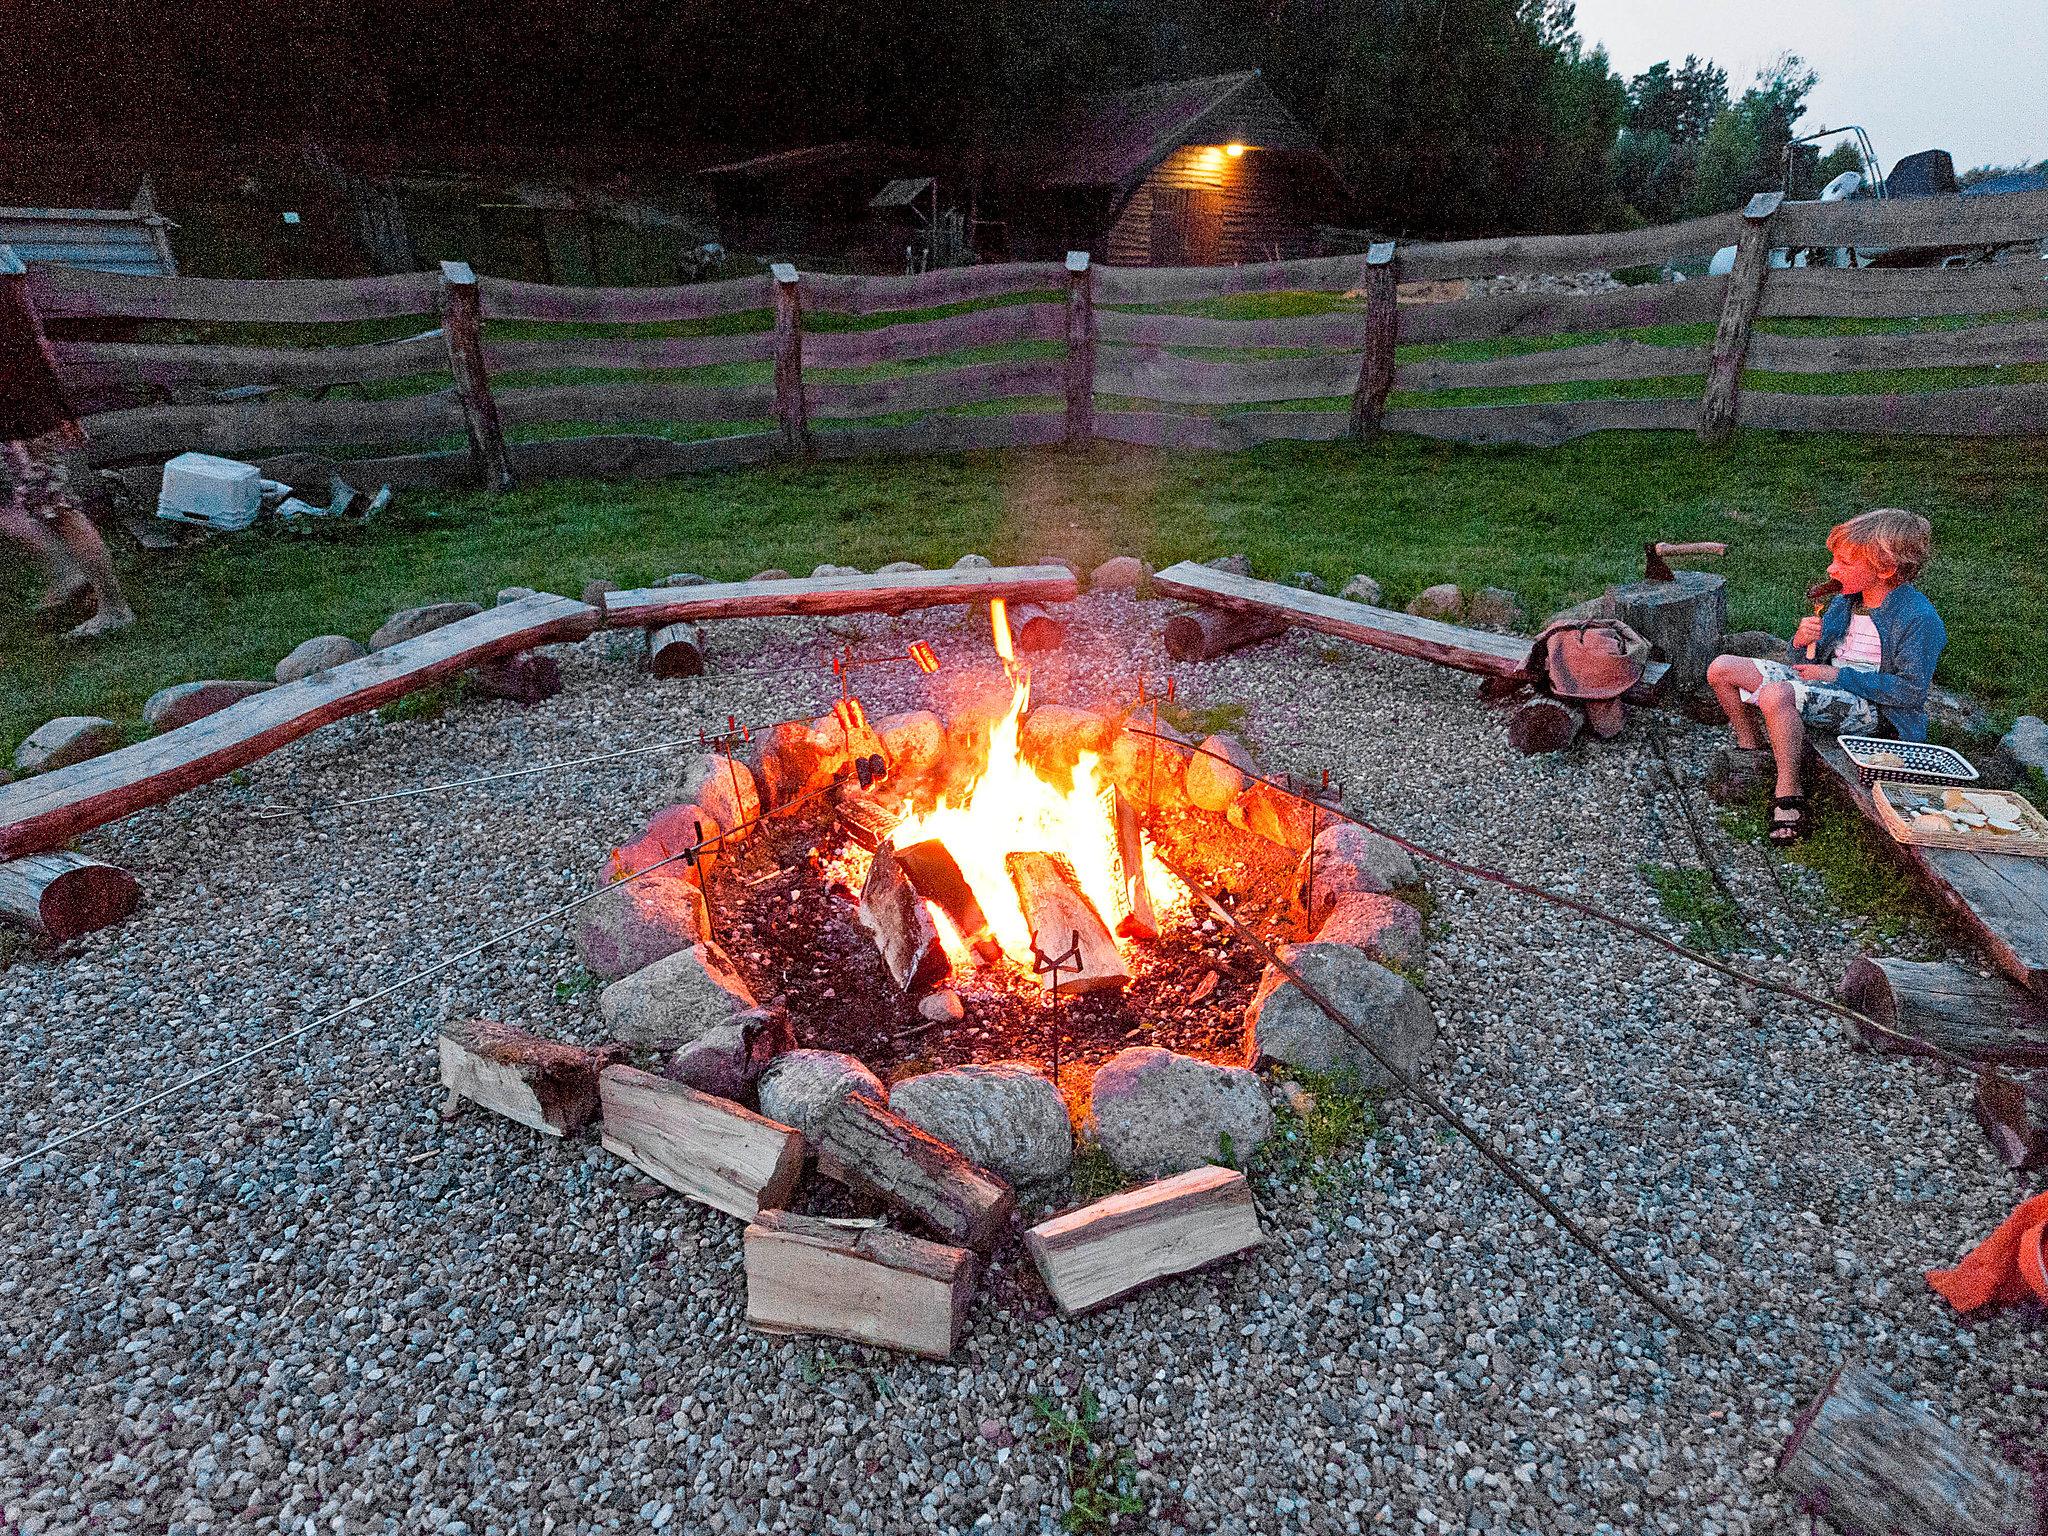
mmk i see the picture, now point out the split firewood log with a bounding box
[1005,851,1129,993]
[859,842,952,993]
[1024,1165,1263,1314]
[598,1066,804,1221]
[810,1090,1015,1252]
[743,1211,977,1360]
[437,1020,625,1137]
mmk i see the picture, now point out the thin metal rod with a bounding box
[1,780,838,1180]
[1126,727,1974,1073]
[1174,867,1712,1346]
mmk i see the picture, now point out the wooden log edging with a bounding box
[0,593,598,861]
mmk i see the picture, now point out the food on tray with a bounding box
[1889,784,2041,840]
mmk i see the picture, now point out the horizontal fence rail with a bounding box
[5,188,2044,496]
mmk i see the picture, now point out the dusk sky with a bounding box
[1569,0,2047,176]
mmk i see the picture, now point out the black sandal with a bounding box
[1768,794,1810,845]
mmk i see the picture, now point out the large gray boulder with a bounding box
[875,560,925,575]
[675,753,761,840]
[1466,587,1525,633]
[276,634,367,683]
[1405,584,1463,621]
[875,710,945,786]
[1314,893,1425,973]
[597,940,756,1046]
[1087,1047,1273,1178]
[1089,555,1146,591]
[1020,705,1111,787]
[13,716,121,775]
[1184,733,1254,813]
[1246,942,1436,1092]
[757,1050,885,1137]
[369,601,482,651]
[1339,574,1383,606]
[1296,822,1418,923]
[143,679,275,733]
[889,1062,1073,1186]
[574,874,710,981]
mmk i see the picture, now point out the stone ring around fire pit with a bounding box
[442,656,1440,1350]
[561,660,1438,1185]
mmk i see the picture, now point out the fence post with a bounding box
[438,261,513,492]
[0,244,81,434]
[1063,251,1094,449]
[771,262,811,460]
[1698,191,1784,446]
[1348,241,1398,440]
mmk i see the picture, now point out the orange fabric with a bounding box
[1926,1191,2048,1312]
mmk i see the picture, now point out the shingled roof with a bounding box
[1031,70,1330,192]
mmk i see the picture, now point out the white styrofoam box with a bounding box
[157,452,263,530]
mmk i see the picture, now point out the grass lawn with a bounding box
[5,431,2045,759]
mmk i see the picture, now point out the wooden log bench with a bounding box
[1151,561,1669,696]
[600,564,1079,631]
[1813,740,2048,997]
[0,592,598,861]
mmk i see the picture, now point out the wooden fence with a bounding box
[5,187,2046,494]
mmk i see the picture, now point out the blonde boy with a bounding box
[1706,509,1946,844]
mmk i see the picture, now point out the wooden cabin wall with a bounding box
[1103,146,1325,266]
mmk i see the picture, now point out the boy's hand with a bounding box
[1793,615,1823,649]
[1793,664,1838,684]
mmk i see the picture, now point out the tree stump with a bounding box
[649,622,705,678]
[1608,571,1726,693]
[1838,955,2048,1069]
[1507,697,1583,755]
[1007,603,1065,653]
[1775,1363,2035,1536]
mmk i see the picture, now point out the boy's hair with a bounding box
[1828,507,1932,581]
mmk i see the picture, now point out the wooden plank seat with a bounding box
[601,564,1079,630]
[1812,740,2048,996]
[1151,561,1669,691]
[0,592,598,860]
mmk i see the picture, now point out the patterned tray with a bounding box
[1836,735,1979,788]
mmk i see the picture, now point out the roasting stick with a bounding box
[1155,851,1712,1346]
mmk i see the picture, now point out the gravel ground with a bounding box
[4,584,2043,1536]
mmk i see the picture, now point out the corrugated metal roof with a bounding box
[0,202,176,277]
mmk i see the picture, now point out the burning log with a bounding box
[1024,1165,1263,1314]
[1108,787,1158,941]
[648,621,705,678]
[1507,697,1583,755]
[437,1019,623,1137]
[1163,607,1287,662]
[1006,603,1066,653]
[836,790,903,852]
[894,838,1003,962]
[1005,851,1129,993]
[744,1211,978,1360]
[858,841,952,993]
[0,852,140,940]
[812,1090,1015,1252]
[598,1065,804,1221]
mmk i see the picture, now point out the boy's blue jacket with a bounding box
[1787,582,1947,740]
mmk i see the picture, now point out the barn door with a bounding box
[1150,186,1223,266]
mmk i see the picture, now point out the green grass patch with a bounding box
[1032,1389,1142,1534]
[375,676,470,724]
[1257,1066,1383,1200]
[1721,796,1928,943]
[1640,863,1749,952]
[1160,697,1252,741]
[1067,1142,1129,1206]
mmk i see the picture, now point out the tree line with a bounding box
[0,0,2017,238]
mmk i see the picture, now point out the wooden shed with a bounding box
[697,140,940,267]
[1007,71,1350,265]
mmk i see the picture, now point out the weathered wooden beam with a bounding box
[438,261,512,491]
[1348,241,1397,440]
[811,1090,1015,1252]
[1698,191,1783,446]
[1024,1165,1263,1314]
[0,593,598,860]
[598,1065,804,1221]
[1063,251,1093,449]
[601,564,1078,630]
[1775,1364,2036,1536]
[0,852,140,939]
[744,1211,977,1360]
[771,262,810,460]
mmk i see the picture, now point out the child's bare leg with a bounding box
[0,503,87,609]
[47,507,134,638]
[1705,654,1767,749]
[1753,680,1808,800]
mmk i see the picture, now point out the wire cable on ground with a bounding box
[0,780,837,1181]
[1126,726,1982,1074]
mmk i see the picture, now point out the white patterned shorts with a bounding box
[1739,658,1879,734]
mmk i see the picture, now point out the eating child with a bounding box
[1705,508,1946,844]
